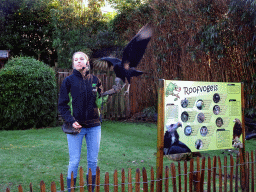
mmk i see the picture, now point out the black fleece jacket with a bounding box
[58,69,103,128]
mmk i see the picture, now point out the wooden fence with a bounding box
[57,69,131,120]
[6,150,256,192]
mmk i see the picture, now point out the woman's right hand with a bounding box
[73,121,82,129]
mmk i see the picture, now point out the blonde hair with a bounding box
[72,51,89,69]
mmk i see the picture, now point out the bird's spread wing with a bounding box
[95,57,122,70]
[121,23,153,68]
[127,69,143,77]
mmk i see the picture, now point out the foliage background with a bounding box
[0,0,255,118]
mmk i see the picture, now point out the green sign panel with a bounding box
[164,80,242,152]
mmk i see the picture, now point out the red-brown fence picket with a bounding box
[6,150,256,192]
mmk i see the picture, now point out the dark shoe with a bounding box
[67,178,77,192]
[86,175,96,192]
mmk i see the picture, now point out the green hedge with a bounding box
[0,56,57,130]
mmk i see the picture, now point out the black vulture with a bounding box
[97,23,153,94]
[164,122,191,155]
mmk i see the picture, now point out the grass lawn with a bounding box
[0,121,255,191]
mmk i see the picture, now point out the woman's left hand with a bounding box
[73,121,82,129]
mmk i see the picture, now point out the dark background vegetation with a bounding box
[0,0,255,128]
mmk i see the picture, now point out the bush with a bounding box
[0,56,57,130]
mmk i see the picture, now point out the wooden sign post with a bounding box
[156,79,165,192]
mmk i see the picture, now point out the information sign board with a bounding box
[164,80,242,152]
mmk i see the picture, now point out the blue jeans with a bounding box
[67,126,101,179]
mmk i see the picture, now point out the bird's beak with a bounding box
[177,122,182,127]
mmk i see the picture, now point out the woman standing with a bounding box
[58,52,103,192]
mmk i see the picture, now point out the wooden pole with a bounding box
[240,82,246,191]
[156,79,165,192]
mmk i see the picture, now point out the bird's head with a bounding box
[166,122,182,133]
[233,118,241,125]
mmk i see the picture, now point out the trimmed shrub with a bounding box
[0,56,57,130]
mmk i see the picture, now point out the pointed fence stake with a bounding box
[200,157,205,192]
[150,167,154,192]
[60,173,64,192]
[251,151,254,192]
[121,168,125,192]
[71,171,74,192]
[88,169,92,192]
[18,184,23,192]
[40,180,46,192]
[230,155,234,192]
[114,169,118,192]
[207,157,211,192]
[171,163,177,192]
[51,182,56,192]
[104,172,109,192]
[128,168,132,192]
[164,166,169,192]
[213,156,217,192]
[79,167,85,192]
[135,168,140,192]
[95,166,100,192]
[142,167,148,192]
[224,156,227,192]
[189,158,194,192]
